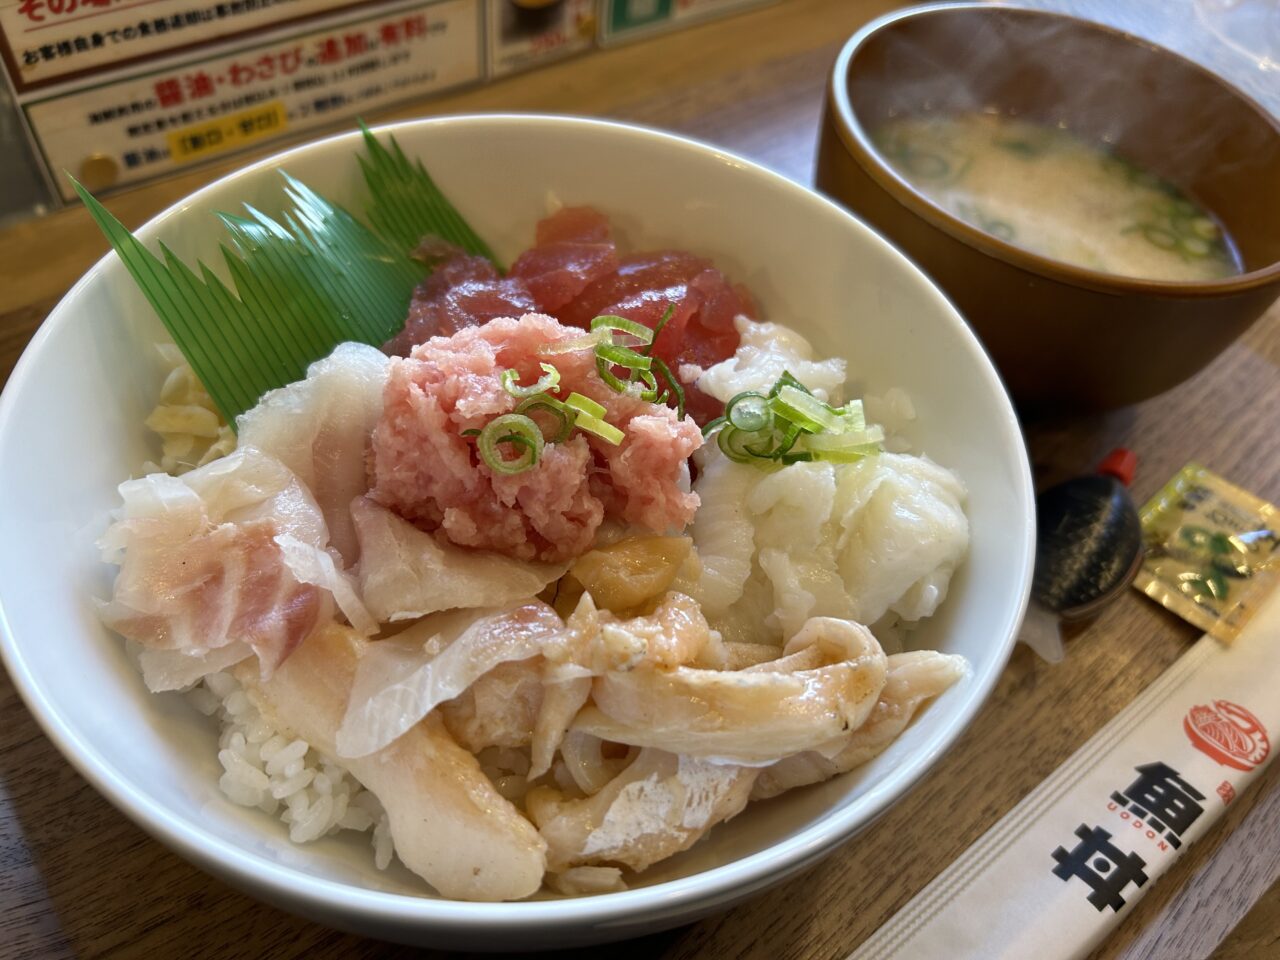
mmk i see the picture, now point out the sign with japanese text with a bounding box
[599,0,774,44]
[485,0,594,77]
[24,0,481,199]
[0,0,364,89]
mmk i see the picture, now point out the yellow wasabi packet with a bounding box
[1134,463,1280,642]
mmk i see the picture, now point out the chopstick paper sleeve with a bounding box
[850,590,1280,960]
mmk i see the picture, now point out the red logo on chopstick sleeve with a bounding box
[1184,701,1269,772]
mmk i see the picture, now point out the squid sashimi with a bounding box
[238,343,389,568]
[99,448,336,687]
[238,623,547,901]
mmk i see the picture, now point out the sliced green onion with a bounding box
[772,385,845,433]
[646,304,676,353]
[478,413,544,475]
[774,421,802,456]
[716,424,756,463]
[769,370,811,398]
[515,395,574,443]
[460,428,481,437]
[840,399,867,433]
[630,368,661,400]
[804,426,885,460]
[590,315,654,346]
[704,372,885,468]
[598,343,652,371]
[501,362,561,398]
[574,413,624,446]
[651,356,685,419]
[564,392,606,420]
[539,330,610,355]
[726,391,771,432]
[596,355,631,393]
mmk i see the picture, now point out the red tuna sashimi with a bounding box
[558,251,752,423]
[536,206,612,245]
[369,313,701,564]
[385,253,537,357]
[509,208,619,315]
[682,269,755,369]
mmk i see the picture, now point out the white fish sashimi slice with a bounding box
[351,496,568,621]
[274,534,376,636]
[238,342,389,568]
[99,448,336,677]
[137,641,252,693]
[238,624,547,901]
[528,749,757,873]
[335,601,566,759]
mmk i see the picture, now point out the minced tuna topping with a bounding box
[368,313,702,563]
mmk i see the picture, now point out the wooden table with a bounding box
[2,1,1277,957]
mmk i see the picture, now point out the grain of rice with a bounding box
[189,670,395,876]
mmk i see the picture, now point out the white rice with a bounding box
[191,670,394,869]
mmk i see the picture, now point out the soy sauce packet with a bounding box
[1133,463,1279,642]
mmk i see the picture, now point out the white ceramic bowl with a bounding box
[0,115,1034,950]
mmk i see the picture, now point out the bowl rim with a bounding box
[0,112,1034,931]
[827,1,1280,298]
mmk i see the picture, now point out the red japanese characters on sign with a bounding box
[17,0,121,25]
[2,0,360,88]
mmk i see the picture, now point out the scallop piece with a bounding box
[569,535,693,614]
[238,623,547,901]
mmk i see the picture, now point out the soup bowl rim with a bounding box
[828,0,1280,297]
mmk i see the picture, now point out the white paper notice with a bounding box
[851,590,1279,960]
[25,0,481,200]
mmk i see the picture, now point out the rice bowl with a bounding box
[0,115,1034,949]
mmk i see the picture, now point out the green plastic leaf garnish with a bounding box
[356,121,497,264]
[72,125,494,428]
[73,172,424,428]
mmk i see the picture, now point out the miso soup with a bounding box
[872,114,1241,282]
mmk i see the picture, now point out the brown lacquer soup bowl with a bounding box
[818,3,1280,414]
